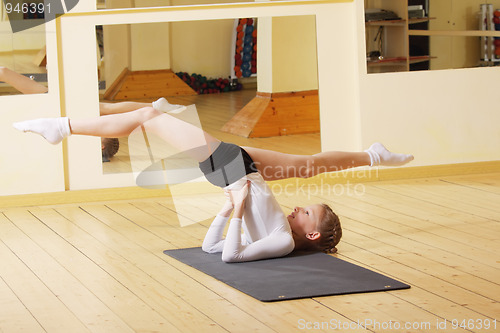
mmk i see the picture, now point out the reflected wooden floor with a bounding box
[102,89,322,174]
[1,172,499,332]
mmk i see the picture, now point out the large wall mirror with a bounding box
[0,1,48,95]
[365,0,500,73]
[96,15,321,175]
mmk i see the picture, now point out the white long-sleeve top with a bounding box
[202,173,295,262]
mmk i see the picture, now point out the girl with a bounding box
[13,100,413,262]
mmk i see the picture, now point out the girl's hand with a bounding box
[228,181,250,218]
[219,190,234,217]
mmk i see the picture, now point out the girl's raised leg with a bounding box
[244,144,413,181]
[14,107,220,162]
[99,101,151,115]
[99,97,185,115]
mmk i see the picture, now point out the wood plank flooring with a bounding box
[1,172,499,332]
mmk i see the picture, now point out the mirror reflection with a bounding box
[97,16,321,175]
[0,2,47,95]
[365,0,500,73]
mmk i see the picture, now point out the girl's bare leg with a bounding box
[0,67,48,94]
[243,147,370,181]
[65,107,220,162]
[99,98,186,115]
[70,107,161,138]
[99,102,151,115]
[244,145,413,181]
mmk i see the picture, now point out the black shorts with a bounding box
[199,142,258,187]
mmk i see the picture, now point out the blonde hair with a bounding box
[315,204,342,254]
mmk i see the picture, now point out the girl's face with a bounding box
[287,204,324,236]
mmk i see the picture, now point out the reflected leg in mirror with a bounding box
[0,67,48,94]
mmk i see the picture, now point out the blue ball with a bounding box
[244,35,253,45]
[241,62,251,70]
[242,69,252,77]
[243,45,253,54]
[245,25,254,34]
[243,53,252,62]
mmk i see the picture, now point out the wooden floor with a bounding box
[0,172,499,332]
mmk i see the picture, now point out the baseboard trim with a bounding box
[1,161,498,209]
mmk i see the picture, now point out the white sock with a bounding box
[152,97,186,114]
[365,142,414,167]
[13,117,71,145]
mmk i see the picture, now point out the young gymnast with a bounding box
[13,100,414,262]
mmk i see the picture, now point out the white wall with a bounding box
[170,19,234,78]
[0,20,64,196]
[271,15,318,93]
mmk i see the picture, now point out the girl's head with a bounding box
[287,203,342,254]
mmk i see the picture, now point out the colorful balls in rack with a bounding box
[175,72,242,94]
[242,53,251,62]
[234,18,256,78]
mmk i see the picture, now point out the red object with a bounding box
[494,16,500,24]
[494,10,500,17]
[247,18,253,25]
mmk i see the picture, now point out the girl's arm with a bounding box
[221,218,294,263]
[201,198,233,253]
[221,181,295,263]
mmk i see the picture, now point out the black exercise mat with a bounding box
[163,247,410,302]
